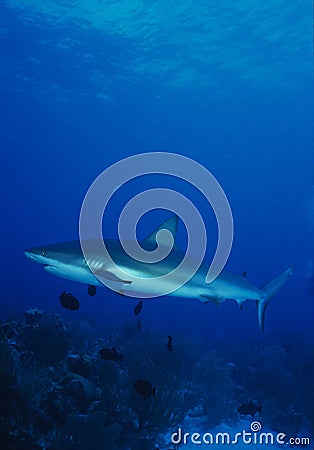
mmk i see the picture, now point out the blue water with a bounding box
[0,1,313,447]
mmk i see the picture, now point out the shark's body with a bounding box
[25,216,293,331]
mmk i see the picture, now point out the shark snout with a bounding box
[24,248,47,264]
[24,249,36,260]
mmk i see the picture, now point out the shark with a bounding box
[24,216,293,332]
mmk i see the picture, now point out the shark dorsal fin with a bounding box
[142,215,178,249]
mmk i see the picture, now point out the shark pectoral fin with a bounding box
[200,294,223,307]
[94,269,132,284]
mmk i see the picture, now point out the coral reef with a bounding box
[216,341,314,446]
[0,312,313,449]
[193,350,237,425]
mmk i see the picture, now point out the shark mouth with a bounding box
[43,264,57,270]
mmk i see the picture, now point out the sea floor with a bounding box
[0,309,312,450]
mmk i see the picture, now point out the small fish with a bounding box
[88,285,97,296]
[134,379,156,399]
[167,335,173,352]
[59,292,80,311]
[134,300,143,316]
[238,401,262,416]
[99,347,123,362]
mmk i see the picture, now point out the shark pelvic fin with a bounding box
[258,266,293,332]
[200,294,223,307]
[237,299,246,310]
[142,215,178,250]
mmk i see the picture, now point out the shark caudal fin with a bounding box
[258,266,293,332]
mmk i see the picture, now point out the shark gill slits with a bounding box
[167,335,173,352]
[87,285,97,296]
[59,292,80,311]
[134,300,143,316]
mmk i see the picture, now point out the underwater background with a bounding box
[0,1,313,449]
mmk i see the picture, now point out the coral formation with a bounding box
[0,312,312,449]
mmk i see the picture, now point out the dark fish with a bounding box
[88,285,97,296]
[134,379,156,399]
[167,335,173,352]
[134,300,143,316]
[99,347,123,362]
[238,401,262,416]
[59,292,80,311]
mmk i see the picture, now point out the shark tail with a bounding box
[258,266,293,332]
